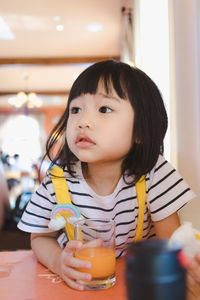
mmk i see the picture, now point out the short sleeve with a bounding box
[146,155,196,222]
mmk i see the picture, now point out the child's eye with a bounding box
[70,107,81,114]
[99,106,112,113]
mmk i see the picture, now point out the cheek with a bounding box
[122,122,134,151]
[66,123,72,145]
[103,120,133,152]
[121,114,134,138]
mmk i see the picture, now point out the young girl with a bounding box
[18,60,198,291]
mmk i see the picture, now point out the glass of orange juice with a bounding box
[74,218,116,290]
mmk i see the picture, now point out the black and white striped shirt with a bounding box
[18,155,195,258]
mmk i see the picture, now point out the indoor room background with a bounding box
[0,0,199,238]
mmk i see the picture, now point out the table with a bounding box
[0,250,127,300]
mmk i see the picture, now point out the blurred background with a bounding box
[0,0,200,250]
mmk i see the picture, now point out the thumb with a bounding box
[64,240,83,254]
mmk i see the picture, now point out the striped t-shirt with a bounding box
[18,155,195,258]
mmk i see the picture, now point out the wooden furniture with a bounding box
[0,250,127,300]
[0,230,30,251]
[0,162,10,230]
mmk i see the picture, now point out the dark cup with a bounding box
[125,240,186,300]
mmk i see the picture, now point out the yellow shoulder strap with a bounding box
[50,166,146,242]
[50,167,71,204]
[50,166,75,240]
[134,175,146,241]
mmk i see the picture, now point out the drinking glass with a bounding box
[74,218,116,290]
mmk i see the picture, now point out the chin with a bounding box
[75,155,95,163]
[80,158,97,163]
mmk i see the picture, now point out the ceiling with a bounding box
[0,0,132,107]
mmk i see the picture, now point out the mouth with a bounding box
[75,134,95,146]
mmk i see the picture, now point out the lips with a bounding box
[75,134,95,147]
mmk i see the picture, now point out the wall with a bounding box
[39,106,65,136]
[133,0,170,160]
[133,0,200,229]
[169,0,200,229]
[0,106,65,137]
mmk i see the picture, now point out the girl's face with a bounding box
[66,83,134,165]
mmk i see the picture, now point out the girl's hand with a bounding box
[186,253,200,283]
[56,240,92,290]
[185,253,200,300]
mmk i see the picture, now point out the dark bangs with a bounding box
[68,60,130,104]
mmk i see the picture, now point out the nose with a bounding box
[78,122,90,129]
[77,111,92,129]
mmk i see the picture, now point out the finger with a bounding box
[186,257,200,283]
[187,273,200,299]
[195,252,200,263]
[64,254,91,269]
[64,276,84,291]
[63,265,92,282]
[64,240,83,253]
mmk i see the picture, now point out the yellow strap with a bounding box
[134,175,146,241]
[50,167,146,242]
[50,167,71,204]
[50,166,75,240]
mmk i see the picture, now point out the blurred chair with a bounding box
[0,161,10,230]
[0,161,31,251]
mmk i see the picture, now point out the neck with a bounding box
[82,161,123,196]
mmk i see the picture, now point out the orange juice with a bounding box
[75,247,116,278]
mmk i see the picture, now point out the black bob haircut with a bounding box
[45,60,168,183]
